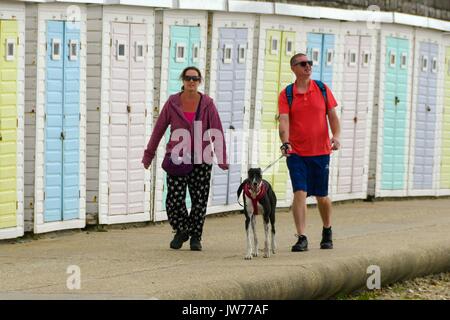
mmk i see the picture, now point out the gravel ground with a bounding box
[336,272,449,300]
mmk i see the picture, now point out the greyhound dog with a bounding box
[237,168,277,259]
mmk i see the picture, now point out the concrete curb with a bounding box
[168,243,450,300]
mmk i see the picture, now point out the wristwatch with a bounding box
[280,142,291,152]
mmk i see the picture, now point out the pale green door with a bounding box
[0,20,18,229]
[441,46,450,189]
[261,30,294,200]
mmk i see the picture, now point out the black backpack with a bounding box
[285,80,329,114]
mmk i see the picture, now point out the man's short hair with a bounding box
[290,53,308,67]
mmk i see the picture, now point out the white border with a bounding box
[0,2,25,240]
[33,3,87,234]
[97,5,154,225]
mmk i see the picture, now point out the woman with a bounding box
[142,66,228,251]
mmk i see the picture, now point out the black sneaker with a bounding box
[320,227,333,249]
[190,236,202,251]
[291,235,308,252]
[170,230,189,249]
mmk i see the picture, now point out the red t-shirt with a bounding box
[278,80,337,156]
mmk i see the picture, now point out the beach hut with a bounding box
[373,24,413,198]
[25,1,87,233]
[407,28,443,197]
[86,2,155,225]
[332,22,377,202]
[438,34,450,196]
[152,9,208,221]
[206,11,255,214]
[250,14,301,208]
[0,1,25,240]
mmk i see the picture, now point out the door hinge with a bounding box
[79,190,81,198]
[110,38,112,47]
[144,184,146,192]
[109,115,111,124]
[16,201,18,210]
[79,113,81,121]
[43,192,46,200]
[17,37,19,45]
[17,118,18,128]
[44,113,47,122]
[108,187,110,195]
[145,109,147,117]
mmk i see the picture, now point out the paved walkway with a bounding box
[0,198,449,299]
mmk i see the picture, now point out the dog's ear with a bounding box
[256,168,262,176]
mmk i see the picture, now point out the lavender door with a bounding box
[211,28,247,206]
[337,35,371,194]
[109,22,147,216]
[413,42,438,190]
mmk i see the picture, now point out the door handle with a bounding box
[127,105,131,113]
[394,96,400,106]
[426,105,431,112]
[353,116,358,124]
[229,125,235,130]
[60,131,65,140]
[0,133,2,141]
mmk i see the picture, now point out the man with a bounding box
[278,53,341,252]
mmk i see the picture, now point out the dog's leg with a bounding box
[244,214,253,260]
[251,214,258,257]
[263,218,270,258]
[270,213,276,255]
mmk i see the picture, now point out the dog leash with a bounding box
[261,155,285,173]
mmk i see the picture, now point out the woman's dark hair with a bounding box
[180,66,202,91]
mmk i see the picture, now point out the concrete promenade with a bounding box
[0,198,449,299]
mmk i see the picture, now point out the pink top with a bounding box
[183,111,196,123]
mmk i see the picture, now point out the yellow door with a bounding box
[441,46,450,189]
[261,30,294,200]
[0,20,18,229]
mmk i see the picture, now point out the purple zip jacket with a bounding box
[142,92,229,170]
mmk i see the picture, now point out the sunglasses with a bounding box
[293,60,313,67]
[183,75,201,82]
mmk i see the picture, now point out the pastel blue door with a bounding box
[163,26,201,210]
[45,21,80,222]
[307,33,335,88]
[211,28,247,206]
[413,42,438,190]
[381,37,409,190]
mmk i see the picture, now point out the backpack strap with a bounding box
[314,80,329,114]
[285,83,294,110]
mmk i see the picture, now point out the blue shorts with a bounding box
[286,154,330,197]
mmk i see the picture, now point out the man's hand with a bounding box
[280,142,292,157]
[331,136,340,150]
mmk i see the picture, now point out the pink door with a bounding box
[109,22,147,216]
[127,24,146,214]
[337,35,371,194]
